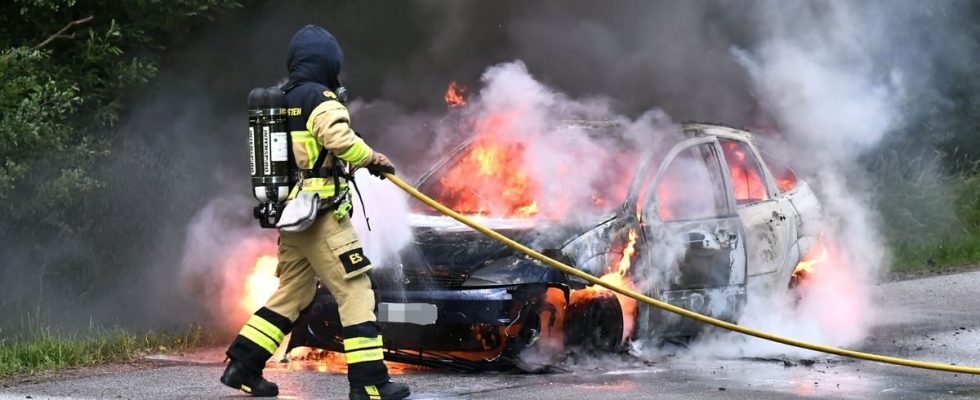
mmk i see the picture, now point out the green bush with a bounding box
[0,0,241,232]
[0,0,243,329]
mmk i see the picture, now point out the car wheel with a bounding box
[564,292,624,352]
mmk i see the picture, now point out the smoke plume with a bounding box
[685,1,925,358]
[2,2,967,364]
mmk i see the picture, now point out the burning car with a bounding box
[286,122,823,371]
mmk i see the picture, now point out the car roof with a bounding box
[548,120,755,144]
[682,122,754,142]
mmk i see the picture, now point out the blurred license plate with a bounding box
[378,303,438,325]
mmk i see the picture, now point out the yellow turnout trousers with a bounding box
[226,213,391,387]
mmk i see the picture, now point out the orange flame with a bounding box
[616,229,638,276]
[435,114,539,217]
[722,141,768,202]
[242,256,279,313]
[570,228,640,342]
[791,241,829,283]
[268,348,423,375]
[774,173,798,193]
[444,81,466,107]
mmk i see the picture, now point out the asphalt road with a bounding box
[3,271,979,400]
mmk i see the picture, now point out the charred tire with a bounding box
[563,293,624,353]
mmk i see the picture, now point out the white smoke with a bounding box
[685,2,904,358]
[413,61,671,228]
[178,196,276,332]
[176,1,917,359]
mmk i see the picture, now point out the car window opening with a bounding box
[720,139,769,205]
[653,144,729,221]
[760,151,799,193]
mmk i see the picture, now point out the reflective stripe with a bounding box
[287,181,348,200]
[241,385,252,393]
[305,139,319,169]
[290,130,318,169]
[343,336,383,351]
[239,325,278,354]
[337,139,373,166]
[345,348,384,364]
[247,315,285,344]
[365,385,380,398]
[304,178,348,197]
[303,101,336,170]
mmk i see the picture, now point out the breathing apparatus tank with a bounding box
[248,87,293,228]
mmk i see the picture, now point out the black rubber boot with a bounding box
[349,381,411,400]
[220,361,279,397]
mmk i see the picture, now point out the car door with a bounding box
[718,138,794,280]
[633,138,748,337]
[758,150,821,283]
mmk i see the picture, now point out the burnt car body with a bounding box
[287,123,821,370]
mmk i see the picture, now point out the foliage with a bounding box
[876,159,980,271]
[0,0,240,233]
[868,2,980,271]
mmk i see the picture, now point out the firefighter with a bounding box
[221,25,410,400]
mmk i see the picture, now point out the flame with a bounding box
[722,141,768,202]
[616,229,638,276]
[794,247,828,275]
[516,201,538,216]
[774,174,797,193]
[429,81,638,219]
[242,256,279,313]
[569,228,640,342]
[791,241,829,282]
[444,81,466,107]
[269,347,422,375]
[435,114,540,217]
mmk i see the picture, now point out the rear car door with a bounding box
[635,138,747,336]
[758,150,821,282]
[718,138,794,279]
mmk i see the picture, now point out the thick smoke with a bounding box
[684,2,922,358]
[179,196,275,332]
[422,61,652,222]
[3,2,966,363]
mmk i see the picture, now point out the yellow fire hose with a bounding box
[383,172,980,375]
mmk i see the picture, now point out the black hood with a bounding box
[287,25,343,90]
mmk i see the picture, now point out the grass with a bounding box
[0,325,210,378]
[892,232,980,272]
[870,152,980,273]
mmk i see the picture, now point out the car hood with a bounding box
[397,214,609,277]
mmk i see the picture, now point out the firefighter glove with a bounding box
[366,152,396,179]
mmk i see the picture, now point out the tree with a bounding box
[0,0,241,331]
[0,0,241,233]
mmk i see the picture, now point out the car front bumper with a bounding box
[286,285,531,370]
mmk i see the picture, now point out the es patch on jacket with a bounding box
[339,248,371,274]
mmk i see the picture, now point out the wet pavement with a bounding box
[2,271,979,399]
